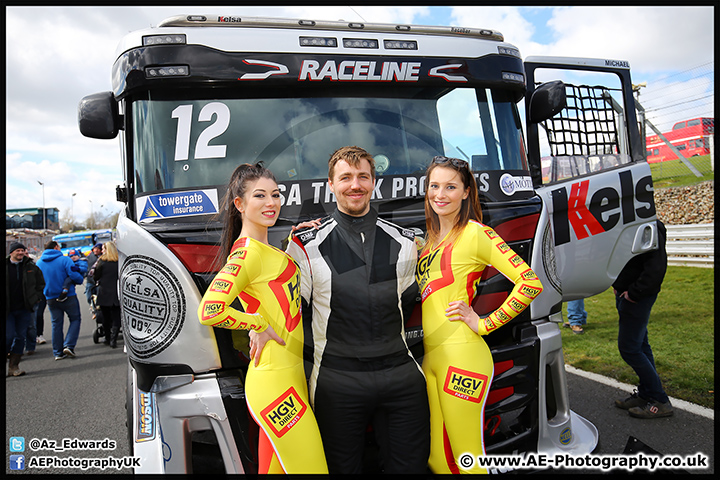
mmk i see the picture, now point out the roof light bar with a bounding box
[299,36,338,47]
[143,34,187,46]
[145,65,190,78]
[498,46,521,58]
[502,71,525,84]
[343,38,379,49]
[157,15,504,42]
[384,39,418,50]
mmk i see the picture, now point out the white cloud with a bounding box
[544,7,714,74]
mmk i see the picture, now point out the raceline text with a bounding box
[299,60,421,82]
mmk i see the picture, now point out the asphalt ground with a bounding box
[6,297,714,475]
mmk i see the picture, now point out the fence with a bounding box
[5,230,56,259]
[665,223,714,268]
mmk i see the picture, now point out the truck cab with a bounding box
[78,14,657,473]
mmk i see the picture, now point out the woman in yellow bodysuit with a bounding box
[198,163,327,474]
[417,156,543,474]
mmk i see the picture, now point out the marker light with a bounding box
[502,71,525,83]
[384,39,418,50]
[145,65,190,78]
[498,46,521,58]
[299,36,338,47]
[343,38,379,49]
[143,34,187,46]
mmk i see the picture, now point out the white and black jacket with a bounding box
[286,208,420,394]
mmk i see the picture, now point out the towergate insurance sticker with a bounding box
[137,189,218,223]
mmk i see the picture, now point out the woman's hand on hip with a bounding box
[446,300,480,334]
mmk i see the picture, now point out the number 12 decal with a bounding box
[172,102,230,161]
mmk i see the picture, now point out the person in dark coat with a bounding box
[93,241,121,348]
[6,241,45,376]
[613,220,672,419]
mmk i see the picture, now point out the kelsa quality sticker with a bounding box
[121,255,186,359]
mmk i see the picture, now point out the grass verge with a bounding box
[650,154,714,189]
[560,265,714,409]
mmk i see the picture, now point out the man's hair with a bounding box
[328,146,376,181]
[44,240,58,250]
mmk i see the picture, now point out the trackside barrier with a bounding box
[665,223,714,268]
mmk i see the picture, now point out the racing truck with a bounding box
[78,14,659,473]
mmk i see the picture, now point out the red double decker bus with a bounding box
[646,117,714,163]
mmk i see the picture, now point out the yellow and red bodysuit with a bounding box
[198,236,327,474]
[416,220,542,474]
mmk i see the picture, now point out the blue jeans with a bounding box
[6,309,32,355]
[85,282,96,307]
[36,297,46,336]
[26,304,38,352]
[47,295,82,357]
[616,293,669,403]
[567,299,587,326]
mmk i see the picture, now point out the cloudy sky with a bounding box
[5,6,714,222]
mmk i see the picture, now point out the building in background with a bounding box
[6,207,60,231]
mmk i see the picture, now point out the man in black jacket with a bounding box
[287,146,429,473]
[612,220,672,418]
[6,242,45,376]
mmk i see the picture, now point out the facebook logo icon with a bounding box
[10,454,26,470]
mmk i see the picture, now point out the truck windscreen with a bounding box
[131,87,527,195]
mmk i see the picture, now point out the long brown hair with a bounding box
[423,156,483,253]
[216,162,277,268]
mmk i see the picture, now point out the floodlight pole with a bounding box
[38,181,46,230]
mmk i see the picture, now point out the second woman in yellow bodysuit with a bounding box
[417,156,543,474]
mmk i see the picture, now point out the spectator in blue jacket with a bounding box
[36,241,85,360]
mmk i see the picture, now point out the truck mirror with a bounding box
[529,80,566,123]
[78,91,120,139]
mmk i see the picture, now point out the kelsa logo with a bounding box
[551,170,655,246]
[210,279,233,294]
[260,387,308,438]
[443,367,489,403]
[220,264,241,277]
[201,301,224,320]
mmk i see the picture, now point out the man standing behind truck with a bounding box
[287,146,430,474]
[613,220,673,419]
